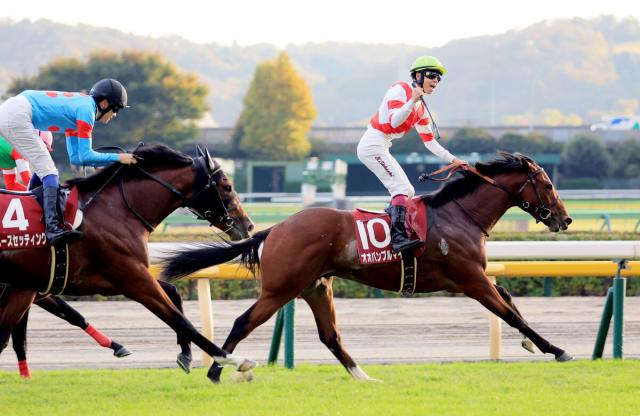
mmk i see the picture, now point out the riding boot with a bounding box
[43,186,81,244]
[390,205,422,253]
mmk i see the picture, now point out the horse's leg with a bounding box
[11,309,31,378]
[158,280,192,373]
[0,288,35,369]
[122,273,256,377]
[494,284,535,354]
[35,295,131,357]
[300,277,378,381]
[465,278,572,361]
[208,291,295,383]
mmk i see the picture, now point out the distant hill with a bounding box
[1,16,639,127]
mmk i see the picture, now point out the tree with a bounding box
[445,127,497,154]
[560,134,612,179]
[235,52,316,160]
[612,140,640,178]
[497,132,553,155]
[7,51,208,152]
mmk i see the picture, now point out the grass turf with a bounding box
[1,361,638,416]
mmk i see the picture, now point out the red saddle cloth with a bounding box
[353,197,428,265]
[0,187,81,250]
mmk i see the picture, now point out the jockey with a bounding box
[357,56,468,253]
[0,130,51,191]
[0,79,137,244]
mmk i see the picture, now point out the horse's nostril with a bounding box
[564,217,573,225]
[248,223,255,233]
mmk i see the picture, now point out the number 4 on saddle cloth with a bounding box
[0,187,81,250]
[353,197,428,265]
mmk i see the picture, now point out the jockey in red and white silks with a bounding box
[357,81,458,198]
[357,55,468,253]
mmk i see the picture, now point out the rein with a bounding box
[79,156,234,233]
[419,161,560,233]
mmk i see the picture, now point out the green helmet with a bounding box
[410,55,447,75]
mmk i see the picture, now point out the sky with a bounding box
[3,0,638,48]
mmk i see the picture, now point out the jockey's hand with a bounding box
[118,153,138,165]
[411,86,425,103]
[452,158,469,167]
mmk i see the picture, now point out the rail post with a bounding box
[612,260,627,359]
[284,300,296,368]
[267,300,296,368]
[543,277,553,297]
[592,287,613,360]
[592,259,627,360]
[487,276,502,360]
[268,309,285,365]
[196,278,214,366]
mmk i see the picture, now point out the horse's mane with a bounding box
[66,144,193,191]
[423,152,535,208]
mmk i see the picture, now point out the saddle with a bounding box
[0,186,82,250]
[352,197,429,296]
[0,186,82,295]
[353,197,428,265]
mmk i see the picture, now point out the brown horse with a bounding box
[162,152,574,382]
[0,144,257,381]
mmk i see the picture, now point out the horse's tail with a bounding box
[160,228,272,282]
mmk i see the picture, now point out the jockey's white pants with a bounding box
[0,95,58,179]
[357,127,414,198]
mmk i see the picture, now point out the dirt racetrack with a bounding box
[0,297,638,372]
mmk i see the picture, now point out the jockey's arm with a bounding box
[386,84,416,128]
[66,119,119,167]
[415,120,456,163]
[3,168,27,191]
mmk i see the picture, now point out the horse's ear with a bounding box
[196,145,205,158]
[204,148,217,172]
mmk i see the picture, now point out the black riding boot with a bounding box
[43,187,81,244]
[390,205,422,253]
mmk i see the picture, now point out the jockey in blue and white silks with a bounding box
[0,79,137,244]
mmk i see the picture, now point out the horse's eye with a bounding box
[223,185,232,192]
[545,183,553,190]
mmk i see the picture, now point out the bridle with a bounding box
[81,154,236,234]
[420,161,560,233]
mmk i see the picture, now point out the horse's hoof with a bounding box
[237,358,258,372]
[207,363,224,384]
[521,338,535,354]
[176,353,192,374]
[214,354,258,373]
[113,345,132,358]
[555,352,573,362]
[230,370,254,383]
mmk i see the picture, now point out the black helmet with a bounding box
[90,79,128,118]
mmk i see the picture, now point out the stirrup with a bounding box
[47,228,82,245]
[391,238,422,254]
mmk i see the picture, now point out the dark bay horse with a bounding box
[0,144,257,380]
[162,153,573,382]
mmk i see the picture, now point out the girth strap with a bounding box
[398,251,417,297]
[40,243,69,296]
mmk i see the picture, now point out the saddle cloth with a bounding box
[0,187,82,250]
[353,197,428,265]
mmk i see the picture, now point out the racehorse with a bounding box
[0,144,257,381]
[162,152,574,382]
